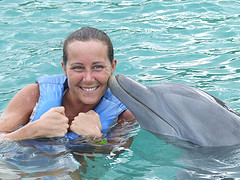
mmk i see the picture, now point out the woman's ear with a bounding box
[111,59,117,74]
[61,61,67,77]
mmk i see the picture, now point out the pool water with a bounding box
[0,0,240,179]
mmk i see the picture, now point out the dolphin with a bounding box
[108,74,240,147]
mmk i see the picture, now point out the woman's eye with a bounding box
[73,66,83,70]
[93,65,104,69]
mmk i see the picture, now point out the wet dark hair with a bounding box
[63,27,114,65]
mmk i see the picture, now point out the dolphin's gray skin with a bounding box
[108,74,240,146]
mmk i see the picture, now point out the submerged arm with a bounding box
[102,109,137,155]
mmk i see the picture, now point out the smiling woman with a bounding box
[62,40,116,113]
[0,27,136,145]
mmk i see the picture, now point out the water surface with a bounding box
[0,0,240,179]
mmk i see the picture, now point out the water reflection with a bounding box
[1,0,240,179]
[0,122,139,179]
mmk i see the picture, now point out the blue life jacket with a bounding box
[30,75,127,141]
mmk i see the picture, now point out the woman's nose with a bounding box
[83,70,94,83]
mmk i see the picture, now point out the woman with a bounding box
[0,27,135,143]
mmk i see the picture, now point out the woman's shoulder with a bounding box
[20,84,40,99]
[6,83,40,114]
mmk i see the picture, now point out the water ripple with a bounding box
[1,0,240,178]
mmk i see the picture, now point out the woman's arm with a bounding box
[0,84,40,134]
[118,109,136,124]
[99,110,137,155]
[107,109,137,145]
[0,84,70,140]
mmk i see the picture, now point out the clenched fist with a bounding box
[34,106,69,138]
[70,110,102,138]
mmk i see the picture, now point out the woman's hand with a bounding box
[33,106,70,138]
[70,110,102,138]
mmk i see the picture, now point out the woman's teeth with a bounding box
[81,87,98,92]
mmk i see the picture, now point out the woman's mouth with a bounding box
[80,86,99,92]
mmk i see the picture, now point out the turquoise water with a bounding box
[0,0,240,179]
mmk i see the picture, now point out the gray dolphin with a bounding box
[108,74,240,146]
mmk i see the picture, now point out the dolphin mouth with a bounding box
[111,75,149,103]
[113,74,148,95]
[109,74,150,108]
[114,74,143,102]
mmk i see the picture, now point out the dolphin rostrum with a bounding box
[108,74,240,146]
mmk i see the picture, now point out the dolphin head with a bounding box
[108,74,179,136]
[109,74,240,146]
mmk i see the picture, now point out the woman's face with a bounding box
[62,40,117,106]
